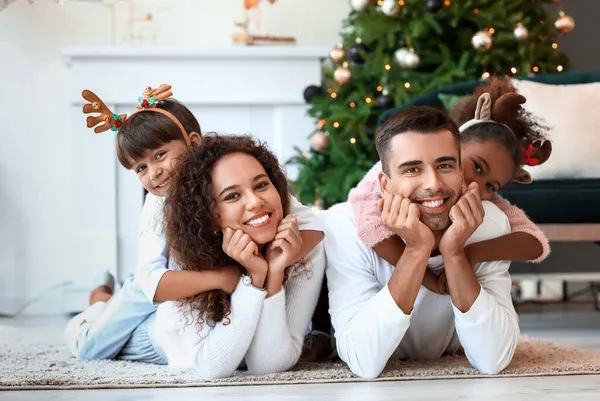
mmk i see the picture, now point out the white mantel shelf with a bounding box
[62,45,329,106]
[62,45,330,65]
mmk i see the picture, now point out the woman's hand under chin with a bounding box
[264,216,302,296]
[265,215,303,273]
[222,227,268,288]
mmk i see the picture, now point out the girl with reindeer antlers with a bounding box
[65,84,325,374]
[348,77,553,295]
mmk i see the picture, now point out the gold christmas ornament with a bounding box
[555,11,575,34]
[472,30,492,50]
[334,63,352,84]
[330,45,345,63]
[310,131,329,152]
[514,23,529,41]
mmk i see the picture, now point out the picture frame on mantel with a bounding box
[232,0,296,46]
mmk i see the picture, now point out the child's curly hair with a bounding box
[163,134,291,328]
[455,77,550,172]
[457,77,548,142]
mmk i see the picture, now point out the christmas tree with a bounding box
[288,0,574,207]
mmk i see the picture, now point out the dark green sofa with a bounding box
[377,72,600,224]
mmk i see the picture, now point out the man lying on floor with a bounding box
[323,106,521,379]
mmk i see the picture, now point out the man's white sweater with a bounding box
[324,201,520,379]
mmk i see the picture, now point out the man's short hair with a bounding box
[375,107,461,174]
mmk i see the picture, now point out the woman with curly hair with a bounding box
[152,134,326,378]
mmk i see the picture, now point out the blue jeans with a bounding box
[64,276,163,363]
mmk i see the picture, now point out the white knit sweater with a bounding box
[324,202,520,379]
[153,198,325,378]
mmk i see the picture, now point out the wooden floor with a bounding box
[2,305,600,400]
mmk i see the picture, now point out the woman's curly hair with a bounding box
[163,134,291,328]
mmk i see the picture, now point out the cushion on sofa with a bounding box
[511,79,600,180]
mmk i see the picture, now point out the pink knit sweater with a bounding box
[348,162,550,263]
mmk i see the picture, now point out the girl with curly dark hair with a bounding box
[348,77,552,295]
[152,134,326,378]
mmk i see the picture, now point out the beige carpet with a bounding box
[2,325,600,390]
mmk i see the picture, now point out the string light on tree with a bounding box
[533,66,540,73]
[404,82,411,88]
[481,71,491,79]
[365,97,372,103]
[350,137,357,144]
[557,65,564,72]
[472,30,492,49]
[333,121,340,128]
[514,23,529,40]
[334,62,352,85]
[511,67,517,74]
[555,11,575,34]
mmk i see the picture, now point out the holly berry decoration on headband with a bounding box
[521,144,540,166]
[111,113,123,132]
[137,96,157,109]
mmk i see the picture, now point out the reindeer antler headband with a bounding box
[458,91,552,184]
[81,84,192,147]
[458,92,524,135]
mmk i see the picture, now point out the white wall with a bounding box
[0,0,350,315]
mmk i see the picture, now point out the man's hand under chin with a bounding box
[379,193,435,314]
[439,182,485,256]
[378,193,435,252]
[439,182,486,312]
